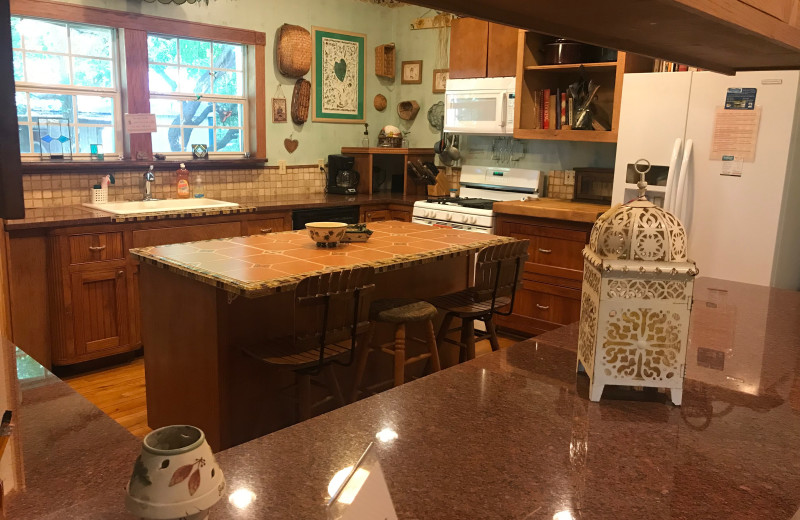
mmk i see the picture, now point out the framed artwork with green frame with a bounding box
[311,27,366,123]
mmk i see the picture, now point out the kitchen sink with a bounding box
[83,198,239,215]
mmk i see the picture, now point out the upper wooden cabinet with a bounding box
[449,18,518,79]
[409,0,800,73]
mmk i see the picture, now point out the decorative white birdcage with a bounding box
[577,160,698,405]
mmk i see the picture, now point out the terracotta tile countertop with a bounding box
[5,277,800,519]
[130,221,514,297]
[493,198,610,223]
[3,192,417,231]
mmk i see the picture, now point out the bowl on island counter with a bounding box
[306,221,348,248]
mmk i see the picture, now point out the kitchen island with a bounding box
[6,276,799,519]
[130,221,515,450]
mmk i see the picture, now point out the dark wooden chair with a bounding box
[240,266,375,422]
[427,240,529,362]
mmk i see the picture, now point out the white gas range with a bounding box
[412,165,541,233]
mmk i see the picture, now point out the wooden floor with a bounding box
[64,334,520,439]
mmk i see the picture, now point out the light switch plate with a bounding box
[278,160,287,175]
[318,159,325,171]
[564,170,575,185]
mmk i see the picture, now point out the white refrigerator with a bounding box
[613,70,800,290]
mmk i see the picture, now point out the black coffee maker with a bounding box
[327,154,360,195]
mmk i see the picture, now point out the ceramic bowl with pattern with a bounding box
[306,222,348,247]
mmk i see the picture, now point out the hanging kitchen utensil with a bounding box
[443,133,460,162]
[408,161,428,184]
[291,78,311,125]
[284,132,299,153]
[277,24,312,78]
[374,93,388,111]
[398,100,420,121]
[427,101,444,131]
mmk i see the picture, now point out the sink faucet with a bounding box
[142,165,156,201]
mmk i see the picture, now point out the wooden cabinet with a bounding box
[449,18,519,79]
[389,206,411,222]
[494,214,592,336]
[69,267,131,358]
[360,204,412,223]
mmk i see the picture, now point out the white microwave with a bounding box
[444,77,516,135]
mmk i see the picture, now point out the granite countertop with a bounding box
[5,277,800,519]
[3,193,418,231]
[130,221,514,297]
[493,198,610,223]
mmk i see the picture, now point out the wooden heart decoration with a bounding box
[284,138,299,153]
[334,59,347,81]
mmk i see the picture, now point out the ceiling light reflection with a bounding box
[327,465,371,505]
[328,466,354,498]
[228,488,256,509]
[553,511,575,520]
[375,428,398,442]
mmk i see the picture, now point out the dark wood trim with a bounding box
[123,29,152,162]
[254,45,267,159]
[21,158,268,175]
[0,0,24,218]
[10,0,266,46]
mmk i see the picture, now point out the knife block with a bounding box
[427,171,451,197]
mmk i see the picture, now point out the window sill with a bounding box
[21,157,268,174]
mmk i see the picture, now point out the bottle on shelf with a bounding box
[193,171,205,198]
[176,163,191,199]
[361,123,370,148]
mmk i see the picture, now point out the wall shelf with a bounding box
[523,62,617,71]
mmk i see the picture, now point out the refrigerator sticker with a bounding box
[724,88,757,109]
[710,107,761,162]
[721,155,743,177]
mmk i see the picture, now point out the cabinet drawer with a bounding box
[68,232,125,264]
[495,280,581,336]
[246,216,288,235]
[503,221,589,281]
[363,209,391,222]
[131,222,242,248]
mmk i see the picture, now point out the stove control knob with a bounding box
[461,215,469,223]
[445,213,453,220]
[470,216,478,225]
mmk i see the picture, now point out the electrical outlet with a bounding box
[278,160,287,175]
[317,158,325,171]
[564,170,576,185]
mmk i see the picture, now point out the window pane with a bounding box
[215,128,241,152]
[179,39,211,67]
[16,92,27,121]
[215,102,242,127]
[33,121,74,155]
[153,126,182,152]
[179,67,212,95]
[20,19,68,52]
[11,17,21,48]
[19,125,31,153]
[150,99,181,125]
[213,43,243,70]
[73,57,113,88]
[183,127,211,152]
[148,35,178,64]
[77,95,113,125]
[181,100,213,126]
[70,25,113,58]
[213,70,242,96]
[26,53,69,85]
[77,126,115,153]
[149,64,179,93]
[13,51,23,81]
[30,92,73,121]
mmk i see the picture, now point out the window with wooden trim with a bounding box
[147,34,247,155]
[12,16,122,157]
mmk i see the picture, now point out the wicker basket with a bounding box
[277,24,311,78]
[291,79,311,124]
[374,94,387,111]
[397,100,420,121]
[375,43,395,79]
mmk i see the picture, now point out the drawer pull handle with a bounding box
[260,228,273,233]
[536,304,550,310]
[538,248,552,254]
[117,270,125,277]
[88,245,106,252]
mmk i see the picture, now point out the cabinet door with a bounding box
[487,23,519,77]
[494,279,581,336]
[390,209,411,222]
[364,209,391,222]
[245,215,290,235]
[739,0,795,21]
[449,17,489,79]
[70,267,131,355]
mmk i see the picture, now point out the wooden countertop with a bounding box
[130,221,513,298]
[493,198,610,223]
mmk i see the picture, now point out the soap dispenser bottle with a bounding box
[176,163,190,199]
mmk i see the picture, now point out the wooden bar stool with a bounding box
[240,267,374,423]
[350,298,441,402]
[427,240,529,362]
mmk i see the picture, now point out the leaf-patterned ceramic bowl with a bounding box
[306,221,348,247]
[126,425,225,520]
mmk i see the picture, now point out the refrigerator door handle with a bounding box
[675,138,693,227]
[664,137,683,212]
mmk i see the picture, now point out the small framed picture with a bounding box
[432,69,449,93]
[272,98,287,123]
[401,60,422,84]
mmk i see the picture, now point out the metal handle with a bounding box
[117,270,125,277]
[260,228,272,234]
[538,248,552,254]
[536,304,550,310]
[366,213,371,218]
[88,245,106,252]
[500,92,508,128]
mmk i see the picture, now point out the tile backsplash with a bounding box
[22,166,326,209]
[546,170,575,200]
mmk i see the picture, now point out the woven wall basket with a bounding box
[292,79,311,125]
[397,100,420,121]
[277,24,311,78]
